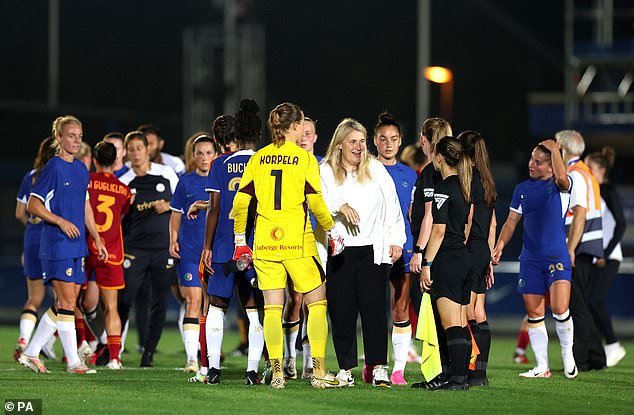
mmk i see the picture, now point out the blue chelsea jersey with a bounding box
[30,157,89,260]
[205,150,255,262]
[510,176,572,262]
[384,162,417,241]
[170,171,208,260]
[17,170,45,247]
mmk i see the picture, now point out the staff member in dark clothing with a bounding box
[585,147,627,367]
[118,131,179,367]
[458,131,497,386]
[420,136,473,391]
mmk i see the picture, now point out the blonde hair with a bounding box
[51,115,82,151]
[323,118,373,185]
[421,117,452,153]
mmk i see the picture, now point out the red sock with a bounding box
[107,335,121,361]
[199,316,208,369]
[85,327,97,343]
[76,318,86,344]
[409,302,419,338]
[517,329,529,350]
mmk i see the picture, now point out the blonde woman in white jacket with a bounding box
[319,118,405,388]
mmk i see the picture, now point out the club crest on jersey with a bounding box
[65,267,73,277]
[270,227,285,241]
[434,193,449,210]
[156,183,166,192]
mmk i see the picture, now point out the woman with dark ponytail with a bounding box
[585,147,627,367]
[419,136,473,391]
[458,130,497,386]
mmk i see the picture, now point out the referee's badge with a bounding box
[156,183,166,192]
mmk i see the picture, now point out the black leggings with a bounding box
[118,247,174,354]
[327,246,389,370]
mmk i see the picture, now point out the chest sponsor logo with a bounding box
[270,227,285,241]
[434,193,449,210]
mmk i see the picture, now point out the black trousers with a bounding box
[589,259,620,345]
[327,246,390,370]
[118,247,174,354]
[570,254,606,369]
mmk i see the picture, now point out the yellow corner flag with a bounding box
[414,292,442,382]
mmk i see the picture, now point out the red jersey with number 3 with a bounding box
[87,172,131,264]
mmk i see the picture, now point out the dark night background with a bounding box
[0,0,631,259]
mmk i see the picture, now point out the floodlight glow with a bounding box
[424,66,453,84]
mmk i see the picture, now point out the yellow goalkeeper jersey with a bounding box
[233,141,334,261]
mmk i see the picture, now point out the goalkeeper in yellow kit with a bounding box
[232,102,347,389]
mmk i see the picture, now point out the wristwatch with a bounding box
[413,245,422,254]
[423,258,433,267]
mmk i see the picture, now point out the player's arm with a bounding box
[27,195,79,238]
[15,200,27,226]
[541,139,570,191]
[465,203,474,242]
[169,211,182,258]
[492,210,521,265]
[232,162,255,260]
[201,191,220,270]
[410,201,434,274]
[306,156,334,231]
[85,198,107,261]
[487,209,497,288]
[420,223,445,291]
[567,205,585,267]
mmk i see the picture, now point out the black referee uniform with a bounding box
[118,163,178,365]
[466,167,493,381]
[431,174,473,386]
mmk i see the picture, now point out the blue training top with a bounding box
[510,176,572,262]
[30,157,89,260]
[170,171,208,260]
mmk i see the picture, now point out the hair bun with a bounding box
[240,99,260,114]
[378,111,394,123]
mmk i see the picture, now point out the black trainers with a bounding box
[204,368,221,385]
[95,345,110,367]
[431,380,468,391]
[411,373,449,390]
[140,351,154,367]
[469,377,489,387]
[245,370,262,386]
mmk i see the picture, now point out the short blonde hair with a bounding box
[52,115,81,138]
[555,129,585,157]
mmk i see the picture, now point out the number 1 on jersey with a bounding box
[271,170,282,210]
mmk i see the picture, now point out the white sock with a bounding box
[19,312,37,342]
[206,306,225,369]
[528,317,549,371]
[283,319,300,359]
[178,303,186,345]
[553,310,574,358]
[24,309,57,357]
[120,319,129,358]
[302,321,312,369]
[57,310,80,367]
[183,318,200,362]
[246,309,264,372]
[392,321,412,373]
[200,366,208,376]
[99,330,107,345]
[44,331,57,351]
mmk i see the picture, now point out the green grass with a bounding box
[1,326,633,414]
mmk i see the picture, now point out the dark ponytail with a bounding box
[458,130,497,207]
[235,99,262,143]
[435,136,472,203]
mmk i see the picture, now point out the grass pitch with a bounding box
[1,326,633,414]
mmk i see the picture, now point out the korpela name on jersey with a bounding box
[259,155,299,165]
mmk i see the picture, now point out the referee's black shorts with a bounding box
[431,245,473,305]
[468,240,490,295]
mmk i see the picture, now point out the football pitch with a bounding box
[1,326,632,415]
